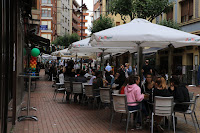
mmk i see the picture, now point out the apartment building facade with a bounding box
[72,0,89,39]
[153,0,200,85]
[72,0,88,39]
[57,0,72,36]
[93,0,130,26]
[40,0,57,42]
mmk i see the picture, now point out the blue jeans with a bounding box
[128,101,148,124]
[128,105,141,123]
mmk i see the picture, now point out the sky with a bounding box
[76,0,93,35]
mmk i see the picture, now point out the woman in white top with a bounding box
[59,70,64,84]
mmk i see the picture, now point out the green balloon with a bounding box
[33,68,36,71]
[29,67,32,70]
[31,48,40,57]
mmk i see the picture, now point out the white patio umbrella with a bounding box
[90,18,200,77]
[70,37,136,53]
[51,48,71,56]
[90,18,200,48]
[70,38,136,71]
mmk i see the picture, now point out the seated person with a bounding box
[93,71,103,96]
[114,68,126,90]
[88,69,96,85]
[105,71,112,85]
[58,70,64,84]
[168,76,190,112]
[124,75,147,128]
[73,70,87,103]
[149,77,171,132]
[141,73,155,94]
[119,79,128,94]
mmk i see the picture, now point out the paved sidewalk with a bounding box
[12,70,200,133]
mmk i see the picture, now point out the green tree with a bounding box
[90,15,114,34]
[159,19,181,30]
[69,33,80,44]
[52,33,80,47]
[110,0,173,23]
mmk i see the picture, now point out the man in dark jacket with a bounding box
[168,77,190,111]
[74,70,87,103]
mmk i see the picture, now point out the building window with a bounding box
[32,0,37,9]
[65,17,67,23]
[65,28,67,34]
[41,21,51,30]
[41,34,51,40]
[166,7,173,20]
[42,0,51,4]
[42,8,51,17]
[116,22,120,26]
[181,0,193,22]
[106,0,110,15]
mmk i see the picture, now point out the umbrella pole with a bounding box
[136,42,143,83]
[76,53,77,63]
[101,49,105,78]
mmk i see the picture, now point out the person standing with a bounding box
[105,63,112,73]
[141,60,152,80]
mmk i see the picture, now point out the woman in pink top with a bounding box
[125,75,144,109]
[124,75,146,129]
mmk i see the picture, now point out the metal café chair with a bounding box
[109,94,142,133]
[53,83,66,102]
[151,96,175,133]
[70,82,83,104]
[84,84,99,109]
[174,94,200,133]
[99,87,112,110]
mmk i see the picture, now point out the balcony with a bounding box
[81,19,88,23]
[72,13,80,23]
[83,13,89,16]
[72,22,80,31]
[78,26,87,29]
[78,32,87,37]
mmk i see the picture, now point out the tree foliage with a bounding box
[52,33,80,47]
[90,15,114,34]
[110,0,173,23]
[159,19,181,30]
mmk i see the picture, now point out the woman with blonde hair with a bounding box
[150,77,170,132]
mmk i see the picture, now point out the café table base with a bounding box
[18,115,38,121]
[21,107,37,111]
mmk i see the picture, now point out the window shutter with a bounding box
[181,1,188,16]
[189,0,193,16]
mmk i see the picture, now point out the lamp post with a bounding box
[81,0,83,40]
[80,0,83,69]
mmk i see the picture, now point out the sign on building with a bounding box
[40,25,48,30]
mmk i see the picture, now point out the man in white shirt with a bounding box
[105,63,112,72]
[59,60,64,66]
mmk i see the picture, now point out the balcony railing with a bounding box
[72,13,80,23]
[83,13,89,16]
[72,22,80,31]
[78,26,87,29]
[78,32,87,37]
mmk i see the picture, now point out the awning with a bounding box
[27,33,50,46]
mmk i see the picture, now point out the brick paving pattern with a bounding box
[12,69,200,133]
